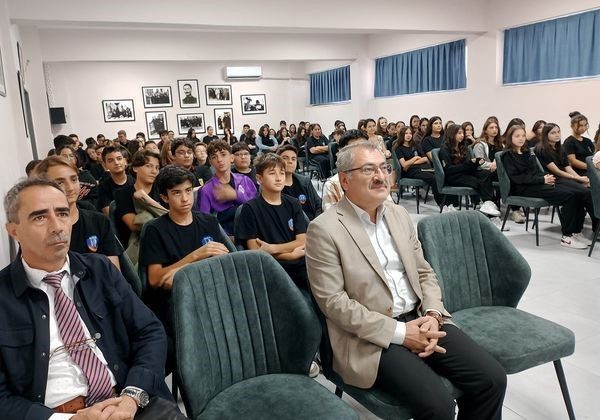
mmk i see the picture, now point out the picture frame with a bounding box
[177,79,200,108]
[177,113,205,135]
[142,86,173,108]
[214,108,234,135]
[0,47,6,97]
[102,99,135,122]
[205,84,232,106]
[241,94,267,115]
[145,111,168,139]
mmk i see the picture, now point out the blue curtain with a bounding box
[309,65,351,105]
[503,9,600,84]
[374,39,466,97]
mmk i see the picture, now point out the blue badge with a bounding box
[298,194,307,205]
[201,236,214,246]
[288,218,294,231]
[86,235,99,252]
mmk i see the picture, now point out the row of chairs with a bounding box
[168,211,576,419]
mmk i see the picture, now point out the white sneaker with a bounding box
[491,217,509,231]
[510,209,526,224]
[561,235,588,249]
[442,204,458,213]
[572,233,592,246]
[479,201,501,217]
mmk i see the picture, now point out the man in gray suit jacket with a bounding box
[306,142,506,420]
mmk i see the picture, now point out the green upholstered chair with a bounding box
[118,250,142,297]
[391,150,430,214]
[172,251,358,420]
[329,141,339,175]
[586,156,600,257]
[417,210,576,420]
[316,307,460,420]
[495,150,560,246]
[431,148,479,212]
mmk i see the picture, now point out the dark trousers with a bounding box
[555,178,598,232]
[446,171,496,203]
[375,324,506,420]
[217,206,238,235]
[135,396,187,419]
[513,183,580,235]
[405,168,443,205]
[310,154,331,179]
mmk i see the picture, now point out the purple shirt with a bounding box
[198,172,257,213]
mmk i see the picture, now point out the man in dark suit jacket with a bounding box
[1,177,183,419]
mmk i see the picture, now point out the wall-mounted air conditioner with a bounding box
[224,66,262,80]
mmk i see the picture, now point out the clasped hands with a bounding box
[71,396,137,420]
[402,316,446,358]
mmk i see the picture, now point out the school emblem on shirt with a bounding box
[201,236,214,246]
[86,235,99,252]
[288,218,294,231]
[298,194,307,205]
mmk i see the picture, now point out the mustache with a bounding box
[46,233,70,245]
[370,178,390,188]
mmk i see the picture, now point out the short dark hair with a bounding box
[69,133,79,140]
[279,120,286,126]
[101,145,124,162]
[53,135,73,150]
[243,124,250,129]
[131,150,161,168]
[276,144,298,156]
[254,153,285,175]
[155,165,196,196]
[231,142,250,154]
[207,140,231,158]
[4,177,65,223]
[25,159,42,177]
[159,130,169,137]
[339,129,367,149]
[136,132,146,139]
[97,133,105,140]
[170,138,194,155]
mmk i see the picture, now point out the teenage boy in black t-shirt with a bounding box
[35,156,122,269]
[140,165,231,339]
[231,142,258,188]
[97,146,134,215]
[235,153,309,290]
[171,138,201,187]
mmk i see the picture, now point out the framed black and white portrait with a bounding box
[177,113,205,135]
[214,108,234,135]
[177,79,200,108]
[0,47,6,97]
[241,94,267,115]
[142,86,173,108]
[205,84,232,106]
[145,111,168,139]
[102,99,135,122]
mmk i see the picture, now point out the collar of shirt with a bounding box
[346,197,386,226]
[22,256,72,289]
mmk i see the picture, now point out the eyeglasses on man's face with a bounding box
[344,163,392,176]
[176,149,193,157]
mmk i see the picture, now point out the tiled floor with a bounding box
[174,190,599,419]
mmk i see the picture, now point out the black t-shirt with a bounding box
[70,208,122,257]
[140,211,226,324]
[421,135,443,156]
[535,147,569,172]
[563,135,595,174]
[97,174,134,211]
[305,135,328,158]
[194,164,213,186]
[395,145,431,176]
[113,184,163,245]
[282,176,316,220]
[78,169,98,206]
[202,135,219,145]
[231,167,258,189]
[236,195,308,288]
[88,162,106,181]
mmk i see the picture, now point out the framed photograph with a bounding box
[205,84,232,105]
[177,113,205,135]
[145,111,168,139]
[241,94,267,115]
[0,47,6,97]
[214,108,234,135]
[177,79,200,108]
[142,86,173,108]
[102,99,135,122]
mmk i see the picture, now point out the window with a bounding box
[374,39,466,97]
[503,9,600,85]
[309,65,351,105]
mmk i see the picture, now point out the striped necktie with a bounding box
[43,271,114,405]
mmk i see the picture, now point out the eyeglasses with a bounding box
[344,163,393,176]
[176,150,193,156]
[49,336,98,361]
[234,152,250,157]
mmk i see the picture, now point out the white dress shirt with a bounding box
[23,257,117,419]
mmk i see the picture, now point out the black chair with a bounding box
[431,148,479,212]
[586,156,600,257]
[328,142,338,175]
[391,151,430,213]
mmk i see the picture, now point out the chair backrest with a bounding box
[494,150,511,201]
[233,204,246,249]
[467,145,475,159]
[430,148,446,191]
[417,211,531,313]
[586,156,600,219]
[529,147,545,172]
[391,149,403,182]
[328,142,338,174]
[137,223,151,292]
[172,251,321,418]
[118,251,143,297]
[107,201,118,234]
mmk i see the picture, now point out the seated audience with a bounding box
[145,140,160,154]
[192,141,213,185]
[239,123,250,143]
[170,138,201,187]
[243,128,258,157]
[461,121,476,145]
[413,117,429,148]
[366,118,391,158]
[236,153,309,291]
[1,177,184,418]
[97,146,134,215]
[527,120,546,148]
[257,125,278,154]
[156,130,169,151]
[421,116,444,162]
[117,129,129,147]
[502,125,588,249]
[292,126,308,158]
[202,126,219,144]
[306,123,331,178]
[564,111,595,176]
[57,144,98,206]
[306,142,507,420]
[439,124,501,217]
[223,127,238,145]
[25,159,41,176]
[231,142,258,188]
[277,144,322,220]
[35,156,122,269]
[198,140,257,234]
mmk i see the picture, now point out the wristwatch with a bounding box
[426,311,444,328]
[121,386,150,408]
